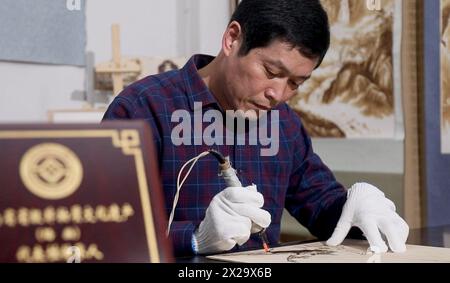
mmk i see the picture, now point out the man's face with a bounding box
[222,39,318,115]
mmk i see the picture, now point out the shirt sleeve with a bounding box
[102,94,198,256]
[168,222,198,256]
[102,95,162,152]
[284,109,348,240]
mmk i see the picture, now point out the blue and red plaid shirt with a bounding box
[103,55,348,256]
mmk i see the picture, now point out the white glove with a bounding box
[326,182,409,253]
[193,185,271,255]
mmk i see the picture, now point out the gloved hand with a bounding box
[193,185,271,255]
[326,182,409,253]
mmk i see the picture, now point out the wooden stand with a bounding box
[95,24,141,96]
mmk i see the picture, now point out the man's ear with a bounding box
[222,21,242,57]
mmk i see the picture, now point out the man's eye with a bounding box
[288,80,300,89]
[265,68,277,78]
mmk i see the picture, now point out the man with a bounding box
[103,0,409,256]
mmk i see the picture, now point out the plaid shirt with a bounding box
[103,55,347,256]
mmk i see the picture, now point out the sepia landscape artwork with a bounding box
[207,240,450,263]
[441,0,450,153]
[289,0,400,138]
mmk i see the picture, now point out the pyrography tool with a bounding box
[167,149,271,253]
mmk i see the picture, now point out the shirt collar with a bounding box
[180,54,221,111]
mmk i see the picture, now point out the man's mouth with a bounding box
[252,102,271,111]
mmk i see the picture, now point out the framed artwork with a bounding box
[289,0,402,138]
[441,0,450,153]
[0,0,86,66]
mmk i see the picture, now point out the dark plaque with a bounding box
[0,121,173,263]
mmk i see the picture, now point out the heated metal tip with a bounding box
[259,229,271,253]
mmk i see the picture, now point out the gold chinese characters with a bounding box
[16,242,104,263]
[0,203,134,228]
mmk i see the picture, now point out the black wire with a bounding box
[208,149,226,164]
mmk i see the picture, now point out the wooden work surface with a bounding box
[177,225,450,263]
[207,239,450,263]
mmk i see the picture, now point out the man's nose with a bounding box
[264,80,290,106]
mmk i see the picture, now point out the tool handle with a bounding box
[219,159,242,187]
[221,165,242,187]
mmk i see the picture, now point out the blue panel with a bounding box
[424,0,450,226]
[0,0,86,66]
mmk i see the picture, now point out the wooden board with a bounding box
[0,122,173,263]
[47,109,106,123]
[207,240,450,263]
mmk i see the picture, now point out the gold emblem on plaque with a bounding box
[19,143,83,200]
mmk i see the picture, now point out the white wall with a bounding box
[312,139,404,174]
[197,0,230,55]
[86,0,178,63]
[0,63,85,122]
[176,0,230,56]
[0,0,178,122]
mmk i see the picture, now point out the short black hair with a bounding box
[230,0,330,68]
